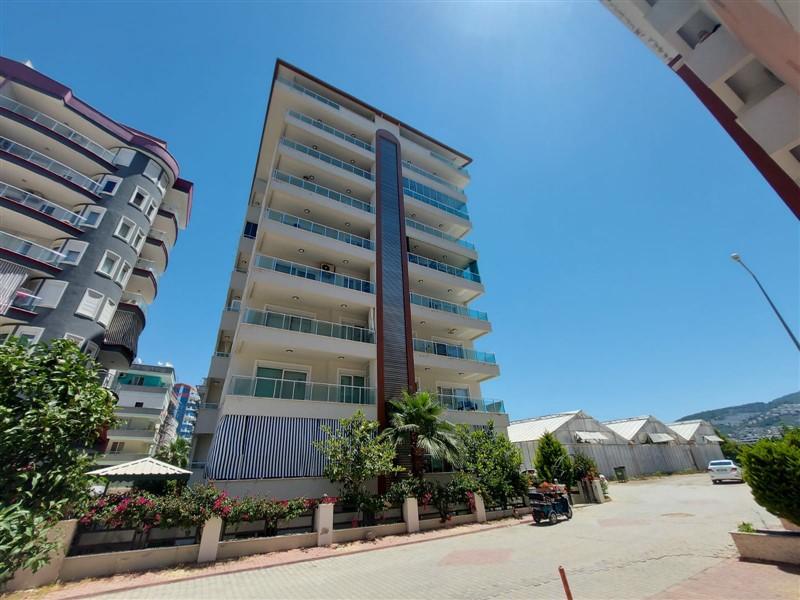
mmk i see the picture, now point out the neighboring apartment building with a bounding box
[98,364,178,465]
[0,57,193,366]
[194,60,507,497]
[603,0,800,218]
[173,382,200,439]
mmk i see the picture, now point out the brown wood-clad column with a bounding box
[375,129,416,430]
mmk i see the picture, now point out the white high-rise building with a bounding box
[194,61,507,497]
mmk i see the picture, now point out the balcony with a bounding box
[94,452,153,465]
[0,95,116,163]
[266,208,374,251]
[430,150,470,177]
[0,230,64,266]
[438,394,506,414]
[254,255,374,294]
[287,110,374,153]
[277,77,342,110]
[0,136,101,195]
[9,289,41,313]
[409,292,487,321]
[242,308,375,344]
[0,182,85,228]
[408,252,481,283]
[120,292,149,318]
[107,426,158,441]
[402,160,463,195]
[273,169,373,214]
[229,376,375,405]
[405,218,474,251]
[280,138,373,181]
[413,338,496,365]
[135,257,164,277]
[403,177,468,220]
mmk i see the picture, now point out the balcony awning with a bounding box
[575,431,608,442]
[88,456,192,481]
[648,433,675,444]
[704,435,724,443]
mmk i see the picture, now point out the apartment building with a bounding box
[174,382,200,439]
[97,364,178,465]
[603,0,800,218]
[0,57,193,366]
[194,60,507,497]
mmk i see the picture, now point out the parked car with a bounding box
[708,459,743,483]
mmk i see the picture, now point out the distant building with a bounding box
[602,0,800,218]
[97,363,178,465]
[173,383,199,439]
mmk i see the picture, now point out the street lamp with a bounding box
[730,253,800,352]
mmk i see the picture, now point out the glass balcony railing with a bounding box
[277,77,341,110]
[402,160,463,194]
[0,230,64,265]
[266,208,374,251]
[230,375,375,405]
[281,138,373,181]
[405,218,475,251]
[0,95,117,163]
[437,395,506,414]
[409,292,488,321]
[413,338,496,364]
[254,254,374,294]
[288,110,374,152]
[403,177,468,220]
[0,182,85,228]
[135,258,162,277]
[10,289,41,311]
[243,308,375,343]
[120,292,149,316]
[408,252,481,283]
[146,228,172,244]
[430,150,470,177]
[0,137,102,195]
[273,169,373,214]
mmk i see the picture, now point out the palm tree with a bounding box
[154,437,191,468]
[381,390,461,479]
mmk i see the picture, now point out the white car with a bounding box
[708,459,743,483]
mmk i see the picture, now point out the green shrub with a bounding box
[737,522,756,533]
[739,428,800,526]
[534,432,573,486]
[572,452,599,480]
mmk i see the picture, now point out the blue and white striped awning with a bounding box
[205,415,341,480]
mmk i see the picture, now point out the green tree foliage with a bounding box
[313,411,401,505]
[154,437,191,468]
[456,422,528,507]
[715,429,742,462]
[381,390,460,478]
[571,452,599,480]
[739,427,800,526]
[0,338,117,583]
[534,432,573,486]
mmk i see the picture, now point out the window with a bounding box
[243,221,258,239]
[36,280,68,308]
[96,250,121,278]
[132,228,145,252]
[129,187,149,210]
[116,261,132,286]
[56,240,88,265]
[143,160,163,185]
[144,198,157,222]
[109,441,125,454]
[63,332,85,347]
[254,366,308,399]
[97,175,122,195]
[157,172,169,195]
[114,148,136,167]
[339,373,367,404]
[80,206,106,228]
[16,326,44,345]
[97,298,117,327]
[134,402,144,408]
[114,217,136,243]
[437,386,473,411]
[75,289,104,319]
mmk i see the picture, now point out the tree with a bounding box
[534,432,573,486]
[381,390,461,479]
[456,422,528,507]
[155,437,191,469]
[739,427,800,526]
[571,452,599,480]
[0,338,117,583]
[313,411,401,504]
[715,429,741,462]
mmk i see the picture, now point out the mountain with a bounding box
[678,391,800,441]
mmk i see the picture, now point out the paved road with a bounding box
[98,474,781,599]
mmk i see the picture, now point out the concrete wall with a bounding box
[60,545,200,582]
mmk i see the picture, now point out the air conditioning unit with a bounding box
[320,263,335,273]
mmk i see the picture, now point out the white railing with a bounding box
[0,182,85,227]
[0,136,101,194]
[0,230,64,265]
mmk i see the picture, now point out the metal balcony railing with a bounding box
[229,376,375,405]
[273,169,373,213]
[408,252,481,283]
[413,338,496,364]
[243,308,375,343]
[0,182,85,227]
[254,254,374,294]
[0,136,102,194]
[281,138,373,180]
[409,292,488,321]
[0,95,116,163]
[288,110,374,152]
[405,218,475,251]
[266,208,374,250]
[0,230,65,265]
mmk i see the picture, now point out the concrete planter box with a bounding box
[331,522,407,544]
[217,532,317,560]
[730,530,800,566]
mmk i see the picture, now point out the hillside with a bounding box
[678,391,800,441]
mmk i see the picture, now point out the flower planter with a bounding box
[730,530,800,566]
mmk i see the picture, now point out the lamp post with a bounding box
[731,253,800,352]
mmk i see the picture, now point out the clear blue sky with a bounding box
[3,2,798,422]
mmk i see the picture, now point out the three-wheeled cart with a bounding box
[529,485,573,525]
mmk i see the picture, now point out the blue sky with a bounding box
[3,2,797,422]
